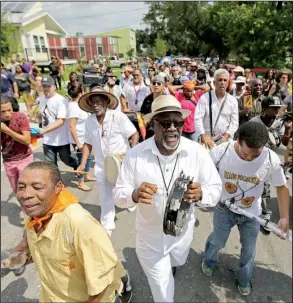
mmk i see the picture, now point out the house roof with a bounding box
[2,2,68,36]
[22,12,69,36]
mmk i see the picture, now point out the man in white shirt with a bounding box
[195,68,239,149]
[39,77,78,169]
[77,88,139,236]
[121,69,151,113]
[120,65,133,88]
[113,95,222,302]
[201,121,290,296]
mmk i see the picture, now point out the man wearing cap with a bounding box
[77,88,139,236]
[38,76,79,170]
[187,62,198,81]
[113,95,222,302]
[121,69,150,113]
[249,96,292,232]
[230,76,246,100]
[195,69,239,149]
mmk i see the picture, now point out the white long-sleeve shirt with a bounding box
[113,136,222,253]
[195,91,239,138]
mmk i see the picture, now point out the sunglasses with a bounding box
[133,74,140,77]
[154,119,184,129]
[152,82,162,86]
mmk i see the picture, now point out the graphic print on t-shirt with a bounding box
[224,170,259,208]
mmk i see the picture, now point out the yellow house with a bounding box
[3,2,68,62]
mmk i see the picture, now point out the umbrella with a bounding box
[158,56,174,65]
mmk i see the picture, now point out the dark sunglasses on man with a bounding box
[154,119,184,129]
[152,81,162,86]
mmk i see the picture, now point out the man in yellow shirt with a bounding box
[3,161,132,303]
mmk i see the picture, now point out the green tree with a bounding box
[141,1,291,67]
[1,16,18,59]
[126,48,135,58]
[154,38,168,57]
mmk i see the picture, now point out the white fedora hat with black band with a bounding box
[143,95,191,123]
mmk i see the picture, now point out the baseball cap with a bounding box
[42,76,55,86]
[261,96,282,108]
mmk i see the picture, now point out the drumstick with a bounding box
[60,169,88,175]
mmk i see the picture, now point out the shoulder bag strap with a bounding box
[213,93,228,134]
[209,91,213,135]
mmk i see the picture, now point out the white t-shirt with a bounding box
[84,109,137,181]
[68,101,90,145]
[210,141,286,216]
[122,82,150,112]
[39,93,69,146]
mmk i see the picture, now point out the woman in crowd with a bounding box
[263,69,276,96]
[14,65,35,120]
[68,85,96,191]
[175,80,203,141]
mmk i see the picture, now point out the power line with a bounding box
[59,7,147,21]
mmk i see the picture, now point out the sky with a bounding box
[42,2,149,35]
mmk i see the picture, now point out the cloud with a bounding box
[43,2,149,35]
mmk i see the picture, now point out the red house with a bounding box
[48,35,118,61]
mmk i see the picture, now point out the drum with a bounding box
[104,154,125,185]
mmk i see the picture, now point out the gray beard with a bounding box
[162,138,180,151]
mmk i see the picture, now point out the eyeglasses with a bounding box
[154,119,184,129]
[152,82,162,86]
[133,74,140,77]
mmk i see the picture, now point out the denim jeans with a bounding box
[72,144,92,180]
[203,202,260,287]
[43,144,78,170]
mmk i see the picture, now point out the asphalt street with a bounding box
[1,110,292,302]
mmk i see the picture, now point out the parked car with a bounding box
[109,56,126,68]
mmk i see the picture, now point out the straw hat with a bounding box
[78,88,118,113]
[143,95,190,123]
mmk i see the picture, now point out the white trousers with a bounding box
[96,180,115,233]
[136,227,194,302]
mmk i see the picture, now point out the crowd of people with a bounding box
[1,55,292,302]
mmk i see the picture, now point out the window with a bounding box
[39,36,46,53]
[33,35,47,53]
[80,45,85,57]
[33,35,40,53]
[98,45,103,56]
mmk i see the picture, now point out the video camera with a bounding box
[77,67,107,86]
[280,111,292,123]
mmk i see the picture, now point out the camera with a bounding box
[77,68,107,86]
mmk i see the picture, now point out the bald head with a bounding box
[249,78,263,97]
